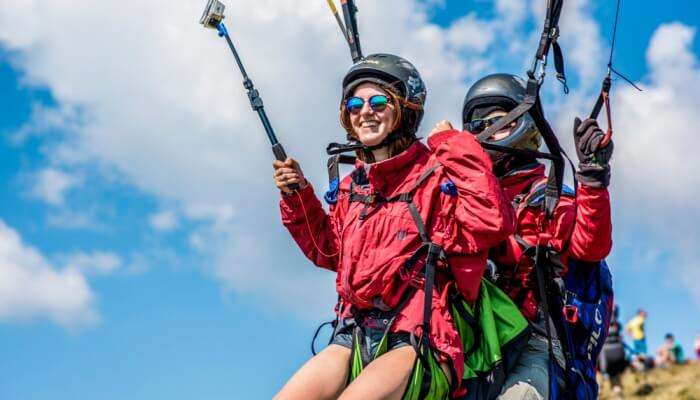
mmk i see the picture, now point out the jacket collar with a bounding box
[498,163,546,202]
[355,141,429,194]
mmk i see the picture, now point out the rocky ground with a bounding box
[599,362,700,399]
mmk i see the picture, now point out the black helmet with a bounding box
[341,53,426,137]
[462,73,541,155]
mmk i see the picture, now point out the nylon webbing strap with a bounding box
[536,0,563,59]
[407,202,430,243]
[340,0,362,62]
[422,245,439,341]
[327,154,356,187]
[386,164,441,203]
[477,76,565,217]
[327,141,364,155]
[552,41,568,91]
[480,143,559,161]
[533,243,557,400]
[476,93,535,142]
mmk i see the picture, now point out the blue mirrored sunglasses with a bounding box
[346,95,390,114]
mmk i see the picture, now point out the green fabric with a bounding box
[348,279,526,399]
[452,279,529,380]
[403,346,451,400]
[349,329,450,399]
[350,330,364,382]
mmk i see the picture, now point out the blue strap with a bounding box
[324,177,340,205]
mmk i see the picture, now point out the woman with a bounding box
[272,54,515,400]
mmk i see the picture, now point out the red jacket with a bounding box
[280,130,515,394]
[490,164,613,320]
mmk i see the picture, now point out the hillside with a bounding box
[599,362,700,400]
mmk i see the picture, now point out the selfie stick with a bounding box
[200,0,295,179]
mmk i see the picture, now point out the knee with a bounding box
[498,381,544,400]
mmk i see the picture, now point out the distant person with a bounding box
[626,309,648,355]
[600,316,628,399]
[656,333,685,367]
[695,333,700,361]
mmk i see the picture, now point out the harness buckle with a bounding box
[563,305,579,324]
[549,26,560,41]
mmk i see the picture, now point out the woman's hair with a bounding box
[339,83,420,163]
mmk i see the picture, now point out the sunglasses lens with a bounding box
[369,95,389,111]
[468,116,508,133]
[346,97,364,114]
[468,119,486,133]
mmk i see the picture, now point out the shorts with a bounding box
[331,312,412,359]
[633,339,647,355]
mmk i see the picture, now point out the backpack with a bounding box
[553,259,614,399]
[516,181,615,400]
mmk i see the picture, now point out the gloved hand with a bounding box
[573,117,613,188]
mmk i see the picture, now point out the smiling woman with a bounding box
[271,53,523,400]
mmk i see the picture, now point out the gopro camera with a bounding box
[200,0,226,29]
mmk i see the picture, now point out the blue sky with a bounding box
[1,1,700,399]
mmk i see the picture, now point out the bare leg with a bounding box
[339,346,452,400]
[274,344,351,400]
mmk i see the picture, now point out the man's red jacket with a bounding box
[490,163,613,320]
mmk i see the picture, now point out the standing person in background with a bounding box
[600,308,628,400]
[626,309,648,356]
[694,333,700,361]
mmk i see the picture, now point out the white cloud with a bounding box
[0,0,478,317]
[30,167,82,206]
[46,209,100,230]
[445,13,496,53]
[0,0,608,319]
[149,210,178,232]
[60,251,122,276]
[0,219,98,328]
[608,23,700,306]
[614,23,700,208]
[2,1,698,319]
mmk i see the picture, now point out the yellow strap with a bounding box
[326,0,339,15]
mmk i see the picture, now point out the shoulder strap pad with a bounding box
[523,178,575,208]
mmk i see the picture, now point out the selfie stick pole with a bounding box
[200,0,293,169]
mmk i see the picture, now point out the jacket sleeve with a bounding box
[428,129,516,252]
[567,185,613,261]
[279,183,344,271]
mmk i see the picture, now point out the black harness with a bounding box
[343,163,463,393]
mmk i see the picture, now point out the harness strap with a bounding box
[343,161,459,392]
[477,77,566,218]
[340,0,362,62]
[386,164,442,203]
[450,290,482,358]
[533,242,557,400]
[473,0,570,218]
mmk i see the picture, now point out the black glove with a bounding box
[573,117,614,188]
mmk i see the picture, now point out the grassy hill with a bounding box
[599,362,700,400]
